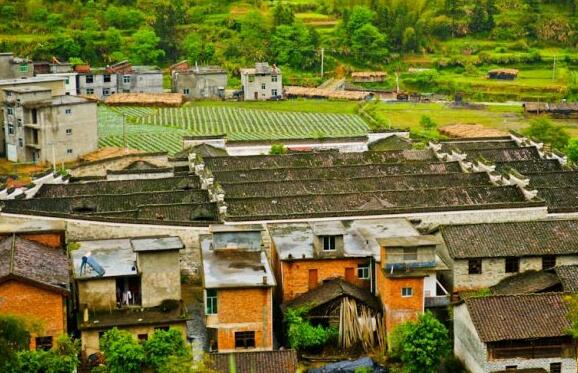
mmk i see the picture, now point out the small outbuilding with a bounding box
[351,71,387,83]
[487,69,519,80]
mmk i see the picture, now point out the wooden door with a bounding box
[308,269,318,290]
[345,267,355,283]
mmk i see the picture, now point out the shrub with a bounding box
[270,144,288,155]
[100,328,144,373]
[523,119,570,151]
[143,328,188,370]
[285,306,338,351]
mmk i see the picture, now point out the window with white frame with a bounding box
[261,83,266,90]
[357,264,369,279]
[103,88,110,96]
[320,235,337,251]
[6,107,13,115]
[86,88,94,95]
[401,287,413,297]
[85,75,94,84]
[272,89,278,96]
[272,75,278,82]
[183,88,190,95]
[7,124,14,134]
[123,75,131,84]
[205,289,217,314]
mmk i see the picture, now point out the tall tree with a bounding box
[128,27,165,65]
[469,1,486,34]
[273,2,294,26]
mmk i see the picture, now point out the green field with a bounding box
[98,103,369,154]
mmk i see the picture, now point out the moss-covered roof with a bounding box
[494,159,564,174]
[440,140,519,153]
[465,147,541,162]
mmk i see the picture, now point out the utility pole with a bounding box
[552,55,557,81]
[320,48,324,78]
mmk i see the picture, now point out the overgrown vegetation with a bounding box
[523,118,570,151]
[390,312,450,373]
[285,306,338,351]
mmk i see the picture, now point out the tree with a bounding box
[285,306,338,351]
[401,27,417,52]
[129,27,165,65]
[16,334,80,373]
[239,11,269,61]
[391,312,450,373]
[345,6,374,37]
[273,2,294,26]
[151,0,185,62]
[0,315,30,371]
[469,1,486,34]
[565,138,578,164]
[181,33,215,64]
[485,0,497,31]
[271,24,318,69]
[100,328,144,373]
[143,328,188,370]
[523,118,570,151]
[351,23,389,63]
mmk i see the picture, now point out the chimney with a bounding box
[262,276,268,285]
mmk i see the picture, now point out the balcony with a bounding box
[25,143,41,150]
[24,122,41,129]
[425,295,450,308]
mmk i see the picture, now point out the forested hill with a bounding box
[0,0,576,78]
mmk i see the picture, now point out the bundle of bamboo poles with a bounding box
[338,297,386,352]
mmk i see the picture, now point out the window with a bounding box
[505,366,517,371]
[85,75,94,84]
[138,334,148,342]
[67,149,73,154]
[7,124,14,134]
[321,235,336,251]
[468,259,482,274]
[272,75,278,82]
[86,88,94,95]
[103,74,111,83]
[6,107,13,115]
[17,118,22,127]
[123,75,131,84]
[272,89,278,96]
[403,248,418,261]
[66,128,72,135]
[357,264,369,279]
[6,91,12,96]
[261,83,266,90]
[550,363,562,373]
[18,138,23,147]
[401,287,413,297]
[505,257,520,273]
[35,336,52,351]
[65,78,70,84]
[234,331,255,349]
[248,75,255,83]
[19,64,28,73]
[543,256,556,270]
[103,88,110,96]
[65,108,72,115]
[206,289,217,315]
[183,88,190,95]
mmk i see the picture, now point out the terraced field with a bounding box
[98,105,370,154]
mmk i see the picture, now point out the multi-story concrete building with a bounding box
[71,236,190,356]
[0,52,33,79]
[75,62,163,100]
[201,225,275,352]
[455,293,576,373]
[3,85,98,163]
[439,220,578,294]
[37,73,79,96]
[171,62,227,99]
[240,63,282,101]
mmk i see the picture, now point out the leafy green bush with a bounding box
[390,312,450,373]
[15,334,80,373]
[565,138,578,164]
[143,328,188,370]
[523,118,570,151]
[270,144,288,155]
[100,328,144,373]
[285,306,338,351]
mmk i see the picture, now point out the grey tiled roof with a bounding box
[442,220,578,259]
[209,350,298,373]
[0,235,69,292]
[555,265,578,293]
[495,159,564,173]
[465,293,571,342]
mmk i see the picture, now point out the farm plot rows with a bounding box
[98,105,370,154]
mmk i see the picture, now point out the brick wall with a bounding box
[0,280,66,349]
[280,258,370,302]
[375,266,424,333]
[207,287,273,352]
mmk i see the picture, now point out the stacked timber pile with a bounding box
[440,124,508,138]
[105,93,185,107]
[285,86,370,100]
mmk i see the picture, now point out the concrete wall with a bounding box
[241,73,282,101]
[69,153,170,177]
[37,73,78,95]
[138,251,181,307]
[452,255,578,292]
[454,303,577,373]
[206,287,273,352]
[118,72,163,94]
[78,278,116,311]
[81,322,187,356]
[173,72,227,99]
[0,54,33,80]
[78,73,118,99]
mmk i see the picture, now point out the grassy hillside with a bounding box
[0,0,576,101]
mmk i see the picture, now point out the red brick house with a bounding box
[0,224,69,350]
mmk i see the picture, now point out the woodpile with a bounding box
[338,297,386,352]
[440,124,508,138]
[105,93,185,107]
[285,86,371,101]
